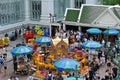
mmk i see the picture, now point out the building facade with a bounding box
[0,0,96,33]
[63,4,120,32]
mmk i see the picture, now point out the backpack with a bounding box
[48,74,52,80]
[0,60,4,65]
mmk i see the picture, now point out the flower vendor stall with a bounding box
[3,37,10,47]
[0,37,4,48]
[0,37,10,48]
[24,31,34,43]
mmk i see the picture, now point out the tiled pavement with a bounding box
[0,38,28,80]
[0,61,28,80]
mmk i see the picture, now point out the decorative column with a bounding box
[63,24,66,31]
[21,24,25,44]
[25,0,30,21]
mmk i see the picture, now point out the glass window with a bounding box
[0,15,1,24]
[0,0,25,25]
[74,0,86,8]
[54,0,70,21]
[30,0,41,21]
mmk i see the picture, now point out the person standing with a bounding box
[13,57,18,74]
[101,39,105,47]
[3,57,7,75]
[104,48,108,63]
[27,54,32,62]
[105,70,109,80]
[98,50,102,62]
[5,33,8,37]
[15,29,18,39]
[19,28,21,37]
[112,64,118,79]
[108,73,113,80]
[89,67,95,80]
[0,56,4,73]
[47,71,53,80]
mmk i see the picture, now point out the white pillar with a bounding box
[59,25,61,30]
[63,24,66,31]
[41,0,54,25]
[70,0,74,8]
[78,26,81,31]
[25,0,30,21]
[50,24,52,36]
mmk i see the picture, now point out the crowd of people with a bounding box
[54,29,119,80]
[0,26,120,80]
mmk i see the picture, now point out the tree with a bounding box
[98,0,120,5]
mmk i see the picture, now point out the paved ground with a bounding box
[0,38,28,80]
[0,38,23,61]
[0,61,28,80]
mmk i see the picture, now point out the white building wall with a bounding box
[0,0,98,33]
[41,0,54,15]
[86,0,97,4]
[40,0,54,25]
[0,0,54,33]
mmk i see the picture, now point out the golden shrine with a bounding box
[51,36,69,57]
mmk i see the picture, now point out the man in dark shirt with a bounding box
[98,50,102,62]
[89,66,96,80]
[5,33,8,37]
[89,69,94,80]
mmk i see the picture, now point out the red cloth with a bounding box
[66,55,72,58]
[30,32,34,38]
[24,31,34,43]
[33,43,38,51]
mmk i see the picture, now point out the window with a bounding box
[0,0,25,25]
[54,0,70,21]
[74,0,86,8]
[30,0,41,21]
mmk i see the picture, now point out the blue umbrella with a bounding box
[82,41,103,49]
[11,46,33,56]
[64,77,84,80]
[103,29,119,35]
[86,28,102,34]
[35,36,51,44]
[115,76,120,80]
[54,58,80,71]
